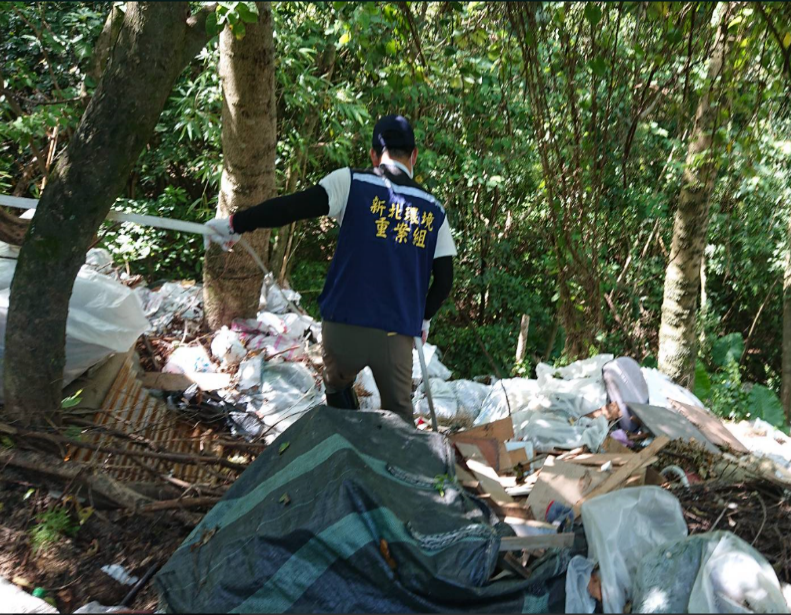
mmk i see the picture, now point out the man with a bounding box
[204,115,456,423]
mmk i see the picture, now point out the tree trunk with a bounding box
[657,6,731,387]
[3,3,213,426]
[782,213,791,422]
[203,3,277,328]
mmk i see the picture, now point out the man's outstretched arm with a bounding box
[230,185,330,232]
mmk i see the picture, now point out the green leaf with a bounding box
[339,31,351,46]
[206,11,220,38]
[584,3,602,27]
[279,492,291,505]
[747,385,785,429]
[783,32,791,49]
[278,441,290,455]
[666,27,682,45]
[712,333,744,368]
[589,57,607,77]
[61,389,83,409]
[237,2,259,23]
[694,360,711,401]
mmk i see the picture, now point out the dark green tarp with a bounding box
[155,406,572,613]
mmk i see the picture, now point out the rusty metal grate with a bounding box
[68,356,220,484]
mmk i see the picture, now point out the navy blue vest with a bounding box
[318,165,446,337]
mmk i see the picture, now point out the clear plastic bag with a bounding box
[581,486,688,613]
[511,410,608,452]
[0,255,149,398]
[631,531,789,614]
[566,555,598,614]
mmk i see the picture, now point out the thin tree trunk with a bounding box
[3,3,214,426]
[782,213,791,422]
[657,6,731,387]
[203,2,276,328]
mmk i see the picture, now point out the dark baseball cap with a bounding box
[371,115,415,153]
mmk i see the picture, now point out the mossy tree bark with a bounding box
[3,2,214,426]
[203,3,276,328]
[657,5,732,387]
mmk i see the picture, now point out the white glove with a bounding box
[421,319,431,344]
[203,216,240,251]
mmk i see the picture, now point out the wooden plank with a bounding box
[453,437,510,473]
[140,371,231,391]
[602,437,634,454]
[573,436,669,516]
[462,451,516,505]
[499,533,575,552]
[628,403,720,454]
[670,399,749,454]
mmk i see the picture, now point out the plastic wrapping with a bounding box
[0,255,149,399]
[581,486,688,614]
[603,357,649,432]
[210,326,246,367]
[135,281,203,332]
[163,345,215,374]
[566,555,598,614]
[411,342,453,383]
[511,411,609,452]
[248,362,322,444]
[474,378,542,425]
[642,367,705,410]
[631,531,789,614]
[535,354,614,381]
[355,366,381,410]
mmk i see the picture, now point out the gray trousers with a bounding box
[321,321,414,422]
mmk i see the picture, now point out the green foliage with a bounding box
[2,1,790,419]
[61,389,82,409]
[29,505,79,553]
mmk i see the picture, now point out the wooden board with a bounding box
[573,436,669,516]
[526,457,608,519]
[669,399,749,453]
[628,403,720,454]
[452,437,511,473]
[456,443,515,506]
[140,371,231,391]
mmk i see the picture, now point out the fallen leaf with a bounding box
[190,526,218,552]
[279,493,291,506]
[379,538,397,570]
[279,442,290,455]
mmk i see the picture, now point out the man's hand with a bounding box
[421,319,431,344]
[203,216,240,251]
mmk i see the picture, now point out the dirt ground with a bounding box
[0,474,191,613]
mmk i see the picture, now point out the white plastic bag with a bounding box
[250,362,321,444]
[631,531,789,614]
[566,555,598,614]
[210,326,246,367]
[581,486,688,613]
[355,366,381,410]
[163,345,215,374]
[447,380,491,420]
[411,342,452,383]
[474,378,542,425]
[511,410,608,452]
[238,355,264,391]
[0,256,149,399]
[535,354,614,381]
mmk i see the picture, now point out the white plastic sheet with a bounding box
[582,486,688,614]
[249,362,322,444]
[642,367,705,410]
[259,273,302,314]
[136,281,203,332]
[725,418,791,470]
[474,378,542,425]
[511,410,608,452]
[0,253,149,398]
